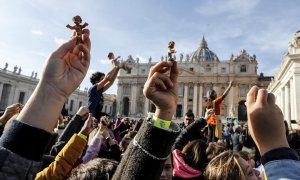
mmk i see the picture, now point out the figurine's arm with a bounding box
[66,24,75,30]
[82,22,89,28]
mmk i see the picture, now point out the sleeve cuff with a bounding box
[261,147,299,165]
[0,120,52,161]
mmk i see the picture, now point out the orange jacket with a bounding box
[207,96,223,125]
[35,134,87,180]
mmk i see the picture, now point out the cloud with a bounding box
[31,30,43,36]
[54,37,67,46]
[195,0,260,17]
[98,59,110,65]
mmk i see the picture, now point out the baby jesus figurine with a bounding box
[66,15,88,43]
[107,52,132,72]
[168,41,176,61]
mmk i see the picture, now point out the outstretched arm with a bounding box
[96,66,120,92]
[221,80,233,99]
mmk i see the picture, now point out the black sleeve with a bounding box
[50,115,84,156]
[113,121,180,180]
[172,118,206,151]
[261,147,299,165]
[0,120,52,161]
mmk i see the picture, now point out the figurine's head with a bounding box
[107,52,115,60]
[72,15,82,25]
[168,41,175,49]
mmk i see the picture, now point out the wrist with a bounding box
[17,82,66,132]
[154,107,175,121]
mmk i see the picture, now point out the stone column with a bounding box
[183,83,188,115]
[280,87,285,116]
[116,84,123,115]
[144,98,149,114]
[0,82,3,100]
[284,84,291,126]
[198,84,203,117]
[293,74,300,120]
[130,84,137,115]
[193,83,198,116]
[290,78,295,120]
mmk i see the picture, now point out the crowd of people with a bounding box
[0,28,299,179]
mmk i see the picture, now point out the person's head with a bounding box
[168,41,175,49]
[72,15,82,25]
[107,52,115,60]
[68,158,118,180]
[184,111,195,127]
[122,117,130,125]
[205,142,227,162]
[205,151,260,180]
[90,72,105,85]
[181,139,207,169]
[160,156,173,180]
[92,117,99,129]
[207,89,217,100]
[238,151,255,168]
[119,134,133,152]
[100,116,110,126]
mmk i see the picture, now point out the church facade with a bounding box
[268,31,300,127]
[116,37,272,121]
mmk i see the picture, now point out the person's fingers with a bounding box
[148,61,173,79]
[153,78,167,90]
[78,44,90,67]
[170,61,179,84]
[267,93,276,105]
[256,89,268,105]
[153,72,173,88]
[246,86,259,106]
[82,29,91,50]
[51,37,77,58]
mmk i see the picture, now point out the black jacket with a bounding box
[112,120,180,180]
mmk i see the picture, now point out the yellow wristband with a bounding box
[153,116,171,129]
[78,133,87,141]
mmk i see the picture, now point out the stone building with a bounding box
[268,31,300,126]
[0,65,116,117]
[116,37,272,121]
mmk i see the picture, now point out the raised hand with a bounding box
[245,86,289,155]
[41,29,91,100]
[17,29,91,132]
[143,61,178,120]
[0,103,22,124]
[79,113,95,136]
[76,106,90,120]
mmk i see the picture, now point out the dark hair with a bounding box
[185,111,194,119]
[206,142,227,162]
[182,139,207,170]
[238,151,250,161]
[68,158,118,180]
[72,15,82,23]
[207,89,217,100]
[90,72,105,85]
[107,52,114,59]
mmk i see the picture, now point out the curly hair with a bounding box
[204,151,246,180]
[68,158,118,180]
[72,15,82,23]
[90,72,105,85]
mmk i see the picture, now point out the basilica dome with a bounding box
[189,36,219,63]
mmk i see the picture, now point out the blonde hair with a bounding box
[204,151,246,180]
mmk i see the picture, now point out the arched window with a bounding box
[238,100,247,121]
[123,97,130,116]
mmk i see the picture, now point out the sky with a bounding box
[0,0,299,95]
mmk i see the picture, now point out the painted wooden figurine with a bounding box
[66,15,88,43]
